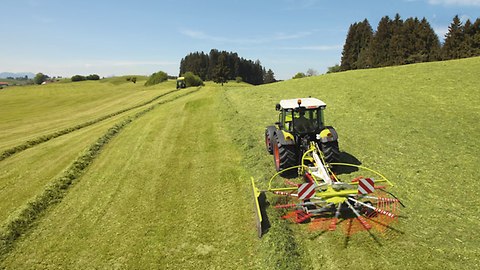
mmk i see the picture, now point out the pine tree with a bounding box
[356,19,374,69]
[420,18,441,62]
[389,13,406,65]
[340,19,373,70]
[472,18,480,56]
[443,15,464,60]
[340,22,357,70]
[264,69,276,83]
[368,16,393,67]
[460,19,474,57]
[212,53,230,86]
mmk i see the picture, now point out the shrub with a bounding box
[292,72,306,79]
[235,76,243,83]
[144,71,168,86]
[71,75,86,82]
[326,64,341,74]
[183,72,204,87]
[86,74,100,80]
[34,73,48,85]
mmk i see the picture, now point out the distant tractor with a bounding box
[176,77,186,89]
[265,98,340,178]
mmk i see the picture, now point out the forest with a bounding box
[179,49,276,85]
[341,14,480,71]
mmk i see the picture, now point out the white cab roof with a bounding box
[279,98,326,109]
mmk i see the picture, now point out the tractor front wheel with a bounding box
[273,133,298,178]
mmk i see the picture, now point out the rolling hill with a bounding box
[0,57,479,269]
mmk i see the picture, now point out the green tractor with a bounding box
[176,77,186,89]
[265,98,340,178]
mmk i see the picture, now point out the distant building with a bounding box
[0,82,9,87]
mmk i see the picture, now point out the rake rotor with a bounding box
[252,142,403,237]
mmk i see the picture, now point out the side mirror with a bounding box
[275,104,281,111]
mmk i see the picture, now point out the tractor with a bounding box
[252,98,402,238]
[176,77,186,89]
[265,98,340,178]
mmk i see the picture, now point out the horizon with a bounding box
[1,0,480,80]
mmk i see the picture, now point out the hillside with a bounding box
[0,57,479,269]
[223,56,480,269]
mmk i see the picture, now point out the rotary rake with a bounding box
[252,141,403,237]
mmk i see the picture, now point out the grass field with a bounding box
[0,77,161,152]
[223,57,480,269]
[0,57,479,269]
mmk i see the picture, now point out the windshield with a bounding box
[293,109,321,133]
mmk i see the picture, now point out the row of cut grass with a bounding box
[0,80,176,151]
[1,86,265,269]
[0,86,181,161]
[0,87,202,262]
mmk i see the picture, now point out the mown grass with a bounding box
[0,86,265,269]
[222,57,480,269]
[0,88,202,261]
[99,75,149,85]
[0,79,174,151]
[0,58,478,269]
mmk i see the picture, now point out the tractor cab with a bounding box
[176,77,186,89]
[266,97,339,178]
[276,98,326,135]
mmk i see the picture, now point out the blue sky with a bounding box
[1,0,479,80]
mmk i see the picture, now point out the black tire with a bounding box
[273,133,298,178]
[321,141,340,164]
[265,128,274,155]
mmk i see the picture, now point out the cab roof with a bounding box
[279,98,327,109]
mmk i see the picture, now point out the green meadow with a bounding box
[0,57,479,269]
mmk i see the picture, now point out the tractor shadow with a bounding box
[332,151,362,175]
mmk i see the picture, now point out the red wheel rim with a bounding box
[273,143,280,170]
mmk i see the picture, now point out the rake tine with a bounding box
[345,199,371,230]
[329,203,342,231]
[348,197,396,218]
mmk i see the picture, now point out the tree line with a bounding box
[340,14,480,71]
[179,49,276,85]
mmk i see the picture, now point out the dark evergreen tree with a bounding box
[368,16,393,67]
[443,15,464,60]
[472,18,480,56]
[340,19,373,70]
[212,53,230,85]
[460,19,475,57]
[340,22,357,70]
[389,13,406,65]
[419,18,442,62]
[264,69,276,83]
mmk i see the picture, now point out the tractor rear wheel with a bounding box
[273,133,298,178]
[321,141,340,164]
